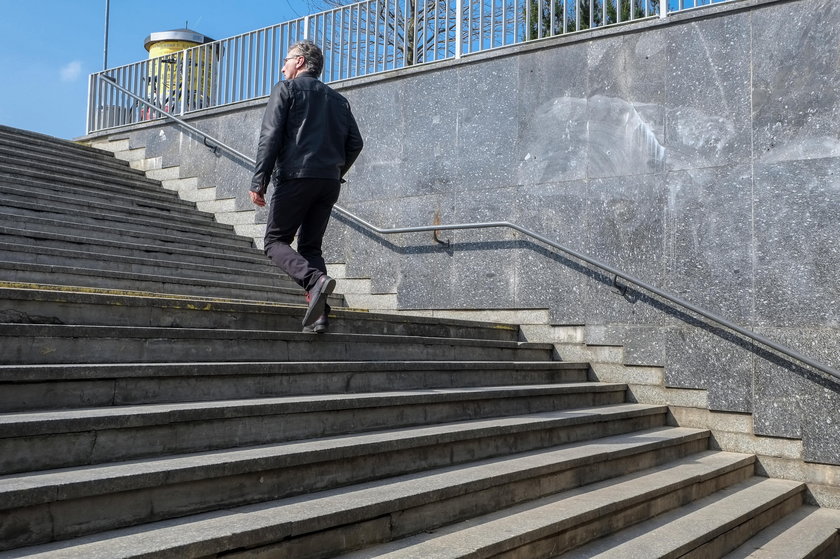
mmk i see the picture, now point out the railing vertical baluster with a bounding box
[86,74,94,133]
[108,68,117,127]
[247,31,254,100]
[389,0,395,70]
[216,42,225,106]
[239,35,246,102]
[230,36,237,102]
[412,0,416,62]
[375,0,381,72]
[256,30,263,97]
[230,36,236,104]
[455,0,462,57]
[269,27,276,89]
[441,0,447,59]
[180,51,188,115]
[354,3,361,77]
[125,66,132,123]
[338,8,345,80]
[203,44,212,108]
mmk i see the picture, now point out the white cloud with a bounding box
[60,61,82,82]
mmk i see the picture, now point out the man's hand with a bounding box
[249,191,266,207]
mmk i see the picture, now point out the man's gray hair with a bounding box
[289,40,324,77]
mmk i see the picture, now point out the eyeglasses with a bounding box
[284,55,302,62]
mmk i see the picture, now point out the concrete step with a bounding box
[558,477,807,558]
[349,475,802,559]
[724,505,840,559]
[0,449,752,559]
[0,360,590,412]
[0,262,325,305]
[0,287,520,344]
[0,422,703,551]
[0,396,651,475]
[0,199,245,248]
[0,169,201,211]
[0,323,554,365]
[0,139,151,182]
[0,160,171,198]
[0,239,288,287]
[0,125,127,167]
[0,185,224,230]
[0,152,174,192]
[0,226,276,274]
[0,211,257,256]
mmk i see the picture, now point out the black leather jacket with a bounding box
[251,72,364,194]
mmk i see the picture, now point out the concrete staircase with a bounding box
[1,124,839,558]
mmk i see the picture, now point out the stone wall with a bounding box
[84,0,840,465]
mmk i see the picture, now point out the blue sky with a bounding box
[0,0,306,140]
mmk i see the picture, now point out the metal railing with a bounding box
[93,73,840,383]
[87,0,734,133]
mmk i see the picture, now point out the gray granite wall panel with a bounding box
[665,164,754,322]
[516,43,590,186]
[101,0,840,465]
[753,157,840,327]
[339,81,406,202]
[752,0,840,163]
[451,62,521,192]
[666,324,755,411]
[664,13,752,172]
[586,31,667,179]
[517,179,591,323]
[584,174,668,326]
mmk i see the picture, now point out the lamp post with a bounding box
[103,0,111,70]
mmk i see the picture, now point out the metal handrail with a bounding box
[95,74,840,382]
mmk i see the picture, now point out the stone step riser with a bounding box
[0,212,256,255]
[0,244,287,287]
[0,366,588,412]
[0,292,520,345]
[0,188,222,231]
[0,141,151,176]
[0,395,644,476]
[0,265,316,305]
[0,427,704,552]
[0,160,168,193]
[0,144,151,182]
[0,173,200,212]
[0,205,245,250]
[0,131,130,172]
[0,232,275,273]
[0,126,122,161]
[0,325,551,366]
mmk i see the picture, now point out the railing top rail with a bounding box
[94,73,840,384]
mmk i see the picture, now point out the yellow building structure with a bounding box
[143,28,216,115]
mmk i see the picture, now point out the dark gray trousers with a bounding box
[263,177,340,297]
